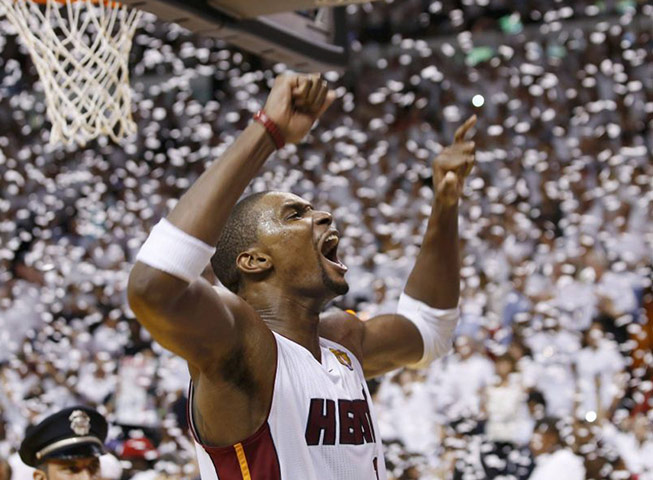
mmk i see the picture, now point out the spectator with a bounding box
[481,354,533,479]
[529,417,585,480]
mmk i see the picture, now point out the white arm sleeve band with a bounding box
[397,292,460,369]
[135,218,216,284]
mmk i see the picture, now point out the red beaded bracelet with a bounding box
[253,110,285,150]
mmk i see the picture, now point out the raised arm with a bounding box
[127,74,335,371]
[403,115,476,305]
[360,116,477,377]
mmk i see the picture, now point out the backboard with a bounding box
[121,0,375,71]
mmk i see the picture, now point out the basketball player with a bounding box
[128,73,476,479]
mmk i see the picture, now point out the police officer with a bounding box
[19,406,107,480]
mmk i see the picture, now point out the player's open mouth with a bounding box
[320,232,348,273]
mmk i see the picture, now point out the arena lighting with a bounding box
[585,411,597,423]
[472,94,485,107]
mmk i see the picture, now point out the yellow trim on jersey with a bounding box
[234,443,251,480]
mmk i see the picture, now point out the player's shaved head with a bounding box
[212,190,347,300]
[211,191,269,292]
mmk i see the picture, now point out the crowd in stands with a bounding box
[0,0,651,478]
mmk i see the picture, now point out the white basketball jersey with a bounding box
[188,332,387,480]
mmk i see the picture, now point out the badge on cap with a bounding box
[69,410,91,436]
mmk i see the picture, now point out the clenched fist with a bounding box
[263,73,337,144]
[432,115,477,207]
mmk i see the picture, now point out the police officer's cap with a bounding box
[19,406,107,467]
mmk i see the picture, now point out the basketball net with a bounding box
[0,0,143,146]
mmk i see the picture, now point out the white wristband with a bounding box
[136,218,216,284]
[397,292,459,369]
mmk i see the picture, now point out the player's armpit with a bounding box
[360,314,424,379]
[128,262,269,373]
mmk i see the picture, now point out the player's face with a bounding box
[257,192,349,299]
[35,458,100,480]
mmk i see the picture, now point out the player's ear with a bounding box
[236,248,273,276]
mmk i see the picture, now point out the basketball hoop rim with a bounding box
[1,0,142,146]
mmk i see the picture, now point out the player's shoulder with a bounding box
[319,309,365,363]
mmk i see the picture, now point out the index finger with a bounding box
[454,115,477,143]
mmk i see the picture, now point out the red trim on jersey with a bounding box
[186,335,280,479]
[187,385,282,479]
[199,425,282,479]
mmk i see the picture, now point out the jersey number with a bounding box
[373,457,379,480]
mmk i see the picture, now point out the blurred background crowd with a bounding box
[0,0,652,479]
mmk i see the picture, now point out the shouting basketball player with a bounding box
[128,73,476,479]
